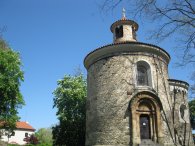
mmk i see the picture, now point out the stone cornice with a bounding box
[168,79,189,91]
[110,19,139,32]
[84,42,171,69]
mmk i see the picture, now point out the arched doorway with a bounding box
[130,92,163,145]
[140,114,151,139]
[138,98,155,141]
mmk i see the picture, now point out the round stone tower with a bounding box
[168,79,193,145]
[84,11,193,146]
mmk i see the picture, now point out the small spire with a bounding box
[122,8,126,20]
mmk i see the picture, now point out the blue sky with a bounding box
[0,0,193,130]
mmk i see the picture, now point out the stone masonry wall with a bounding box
[114,25,136,43]
[169,86,194,146]
[86,51,177,146]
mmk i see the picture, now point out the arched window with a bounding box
[179,104,190,123]
[137,65,149,86]
[137,61,152,87]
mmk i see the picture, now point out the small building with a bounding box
[1,121,35,145]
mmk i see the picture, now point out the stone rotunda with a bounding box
[84,11,194,146]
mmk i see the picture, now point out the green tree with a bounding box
[52,74,86,146]
[189,99,195,129]
[24,134,38,145]
[35,128,53,145]
[0,38,24,136]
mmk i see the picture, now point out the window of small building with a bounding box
[136,61,152,87]
[115,25,123,39]
[25,133,28,137]
[11,132,15,136]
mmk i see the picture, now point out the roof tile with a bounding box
[16,122,35,131]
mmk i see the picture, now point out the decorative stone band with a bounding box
[84,42,170,69]
[168,79,189,93]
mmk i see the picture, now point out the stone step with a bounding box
[139,139,162,146]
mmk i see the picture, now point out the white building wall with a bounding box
[1,129,34,145]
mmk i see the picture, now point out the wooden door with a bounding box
[140,115,150,139]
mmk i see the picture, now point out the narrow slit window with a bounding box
[180,104,186,119]
[115,25,123,39]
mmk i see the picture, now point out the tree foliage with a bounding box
[191,72,195,99]
[52,74,86,146]
[100,0,195,105]
[24,134,39,145]
[0,38,24,131]
[100,0,194,62]
[35,128,53,145]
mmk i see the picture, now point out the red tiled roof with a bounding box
[16,122,35,131]
[0,121,35,131]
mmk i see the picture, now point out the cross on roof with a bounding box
[122,8,126,19]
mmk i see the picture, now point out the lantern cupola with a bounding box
[110,8,139,43]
